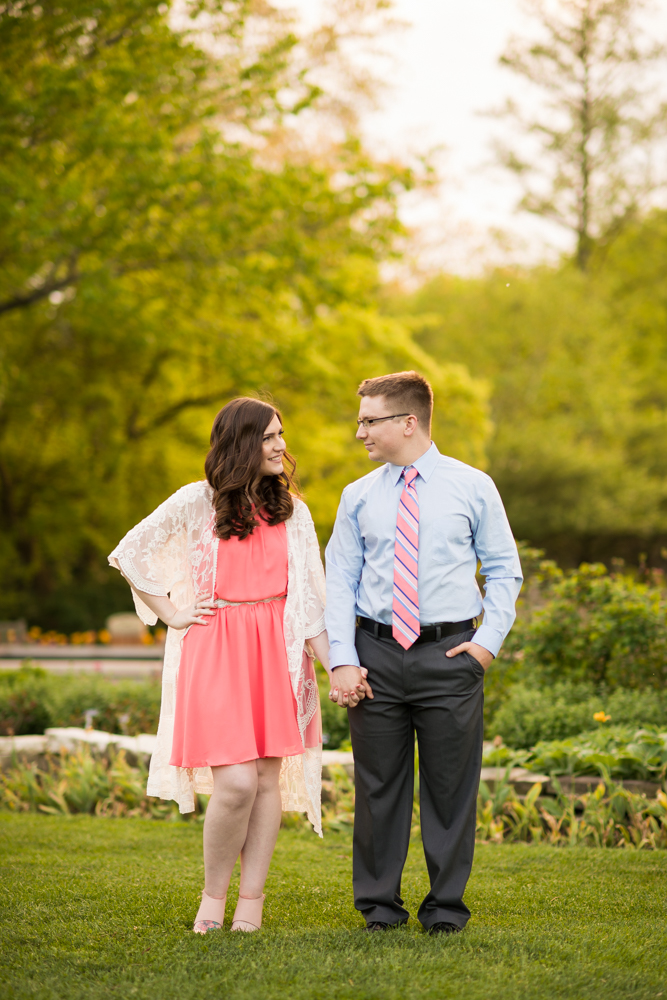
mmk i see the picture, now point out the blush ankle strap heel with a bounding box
[231,893,265,932]
[193,890,227,934]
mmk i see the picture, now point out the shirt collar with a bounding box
[388,442,440,486]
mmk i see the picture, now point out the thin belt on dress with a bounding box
[212,593,287,609]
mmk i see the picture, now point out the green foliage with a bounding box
[3,743,667,851]
[524,564,667,688]
[0,746,187,818]
[318,681,350,751]
[0,665,161,736]
[0,0,489,630]
[523,727,667,784]
[0,666,53,736]
[388,212,667,565]
[477,772,667,849]
[491,681,667,748]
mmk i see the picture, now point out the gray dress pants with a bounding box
[348,626,484,929]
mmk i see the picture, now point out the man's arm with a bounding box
[447,477,523,669]
[325,492,374,706]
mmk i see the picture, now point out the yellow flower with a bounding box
[593,711,611,723]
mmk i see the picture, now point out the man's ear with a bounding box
[404,415,418,436]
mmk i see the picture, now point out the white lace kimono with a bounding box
[108,481,326,834]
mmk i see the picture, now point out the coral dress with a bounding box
[170,517,304,767]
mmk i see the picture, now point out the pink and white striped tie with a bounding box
[392,466,420,649]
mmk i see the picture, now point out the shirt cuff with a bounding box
[329,643,360,669]
[472,624,503,658]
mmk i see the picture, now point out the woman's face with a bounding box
[259,413,286,477]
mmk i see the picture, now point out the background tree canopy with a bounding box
[3,0,666,634]
[0,0,489,630]
[386,211,667,567]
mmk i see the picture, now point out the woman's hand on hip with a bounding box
[164,599,216,630]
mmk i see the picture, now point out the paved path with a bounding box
[0,644,163,679]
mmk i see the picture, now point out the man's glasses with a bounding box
[356,413,410,430]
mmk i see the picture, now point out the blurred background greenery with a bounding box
[1,0,666,655]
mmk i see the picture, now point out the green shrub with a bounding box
[3,742,667,849]
[0,665,161,736]
[492,681,667,748]
[0,746,194,818]
[49,674,161,735]
[523,563,667,688]
[476,772,667,849]
[524,727,667,783]
[316,666,350,750]
[0,666,53,735]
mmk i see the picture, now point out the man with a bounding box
[325,370,522,935]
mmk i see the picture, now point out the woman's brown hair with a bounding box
[204,398,299,540]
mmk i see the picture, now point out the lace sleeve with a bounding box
[300,503,327,640]
[108,485,192,625]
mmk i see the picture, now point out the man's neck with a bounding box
[386,438,432,468]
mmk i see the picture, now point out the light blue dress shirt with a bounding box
[325,443,523,668]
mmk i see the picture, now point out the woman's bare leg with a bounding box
[238,757,283,899]
[203,762,259,898]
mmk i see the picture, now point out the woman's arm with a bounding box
[122,577,215,631]
[307,630,331,677]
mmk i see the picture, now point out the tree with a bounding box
[387,233,667,566]
[495,0,667,269]
[0,1,489,629]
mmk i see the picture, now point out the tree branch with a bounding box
[0,268,79,316]
[127,394,222,440]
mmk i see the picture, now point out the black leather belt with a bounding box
[357,615,475,644]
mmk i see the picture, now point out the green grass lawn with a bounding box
[1,814,666,1000]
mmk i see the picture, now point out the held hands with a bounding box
[446,640,494,671]
[164,599,216,631]
[329,665,373,708]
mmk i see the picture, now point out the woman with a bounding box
[109,398,331,934]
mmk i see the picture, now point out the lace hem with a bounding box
[108,552,168,600]
[304,615,326,640]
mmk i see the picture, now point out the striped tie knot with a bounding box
[392,465,420,650]
[403,466,418,488]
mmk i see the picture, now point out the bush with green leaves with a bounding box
[491,681,667,748]
[0,665,161,736]
[0,667,53,736]
[484,725,667,784]
[316,667,350,750]
[524,727,667,784]
[522,563,667,689]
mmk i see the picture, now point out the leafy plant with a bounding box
[0,666,53,736]
[0,747,192,819]
[477,774,667,849]
[525,727,667,784]
[0,665,161,736]
[491,680,667,748]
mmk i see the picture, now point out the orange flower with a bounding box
[593,711,611,723]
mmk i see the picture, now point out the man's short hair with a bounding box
[357,371,433,431]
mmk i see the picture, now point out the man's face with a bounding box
[356,395,409,464]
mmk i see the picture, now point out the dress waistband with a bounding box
[213,593,287,608]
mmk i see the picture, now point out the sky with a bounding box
[277,0,667,274]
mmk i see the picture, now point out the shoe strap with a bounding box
[232,893,265,930]
[195,890,227,925]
